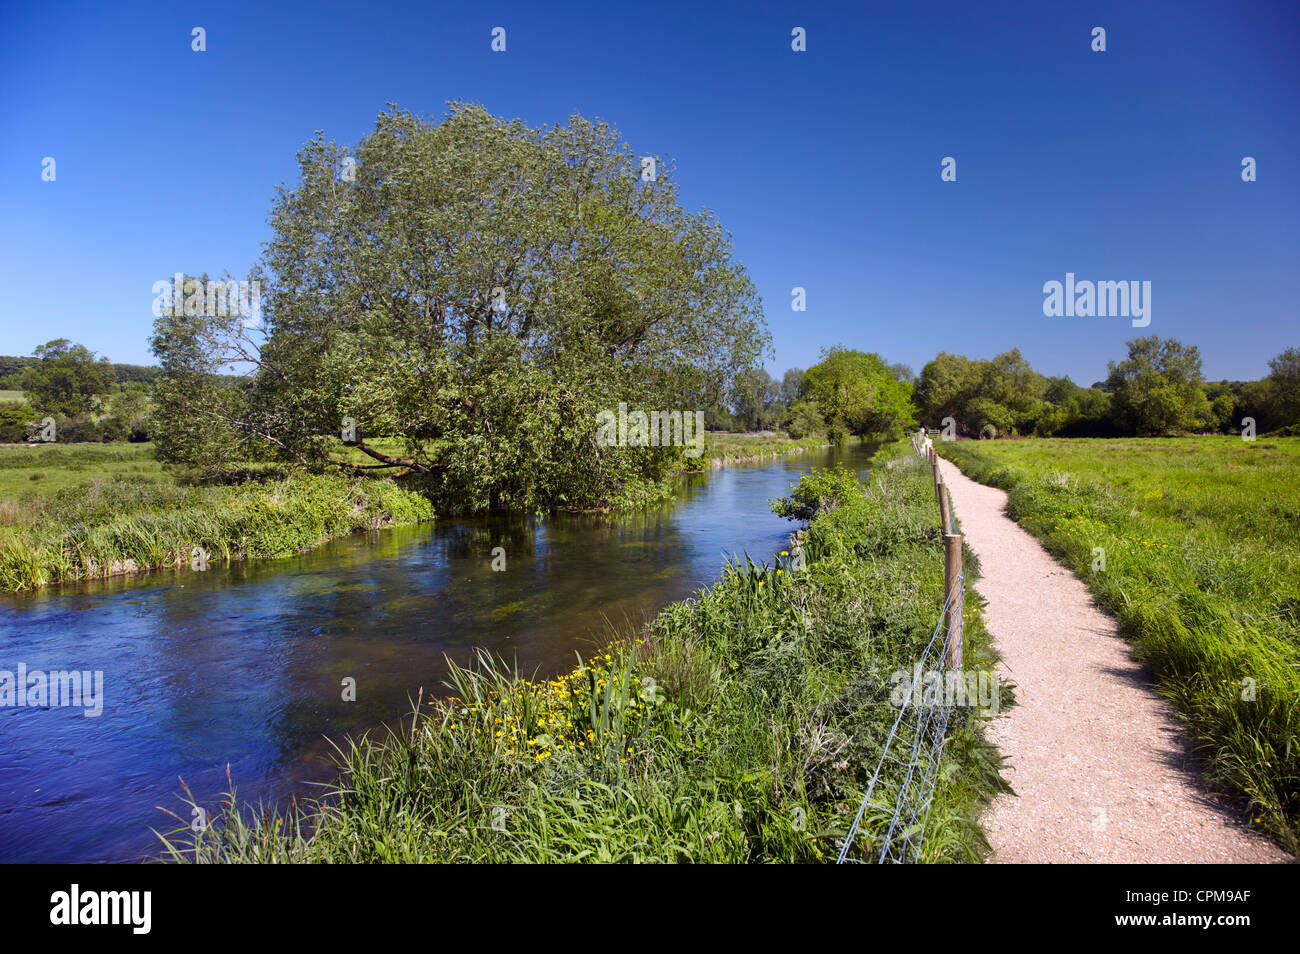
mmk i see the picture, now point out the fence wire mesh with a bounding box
[837,440,963,864]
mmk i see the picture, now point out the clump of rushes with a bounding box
[159,441,1011,863]
[937,436,1300,853]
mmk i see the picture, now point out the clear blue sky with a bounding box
[2,0,1296,384]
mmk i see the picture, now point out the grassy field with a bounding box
[0,390,26,402]
[160,443,1012,863]
[936,436,1300,852]
[0,442,165,500]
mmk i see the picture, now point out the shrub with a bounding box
[769,465,863,522]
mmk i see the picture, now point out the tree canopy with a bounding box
[1105,336,1212,436]
[917,348,1112,437]
[800,347,915,442]
[20,339,115,417]
[151,104,769,510]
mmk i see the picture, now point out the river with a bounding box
[0,441,879,863]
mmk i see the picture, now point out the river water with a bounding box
[0,441,878,863]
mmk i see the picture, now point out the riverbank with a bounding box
[161,441,1011,863]
[0,434,836,591]
[0,450,434,590]
[696,432,831,468]
[935,437,1300,854]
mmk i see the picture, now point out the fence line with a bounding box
[836,436,963,864]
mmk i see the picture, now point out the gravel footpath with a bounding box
[936,456,1289,864]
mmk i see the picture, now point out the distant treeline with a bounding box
[914,338,1298,438]
[0,354,161,390]
[712,338,1299,440]
[5,335,1297,450]
[0,344,240,444]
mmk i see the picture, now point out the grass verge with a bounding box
[158,441,1011,863]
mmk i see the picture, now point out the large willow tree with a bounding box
[152,104,769,511]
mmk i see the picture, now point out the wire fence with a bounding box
[836,436,963,864]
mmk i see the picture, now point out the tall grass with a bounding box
[158,442,1011,863]
[938,436,1300,852]
[0,472,435,590]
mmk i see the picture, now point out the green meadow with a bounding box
[0,442,165,501]
[936,436,1300,851]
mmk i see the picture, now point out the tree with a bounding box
[102,384,154,442]
[20,339,115,417]
[1105,336,1211,436]
[1263,347,1300,429]
[0,401,32,443]
[783,397,825,438]
[965,397,1016,437]
[887,362,916,384]
[915,352,982,433]
[152,104,769,509]
[780,367,805,405]
[1209,391,1235,430]
[1044,375,1084,407]
[149,273,262,472]
[1058,385,1114,436]
[802,347,915,442]
[981,348,1047,428]
[730,367,781,431]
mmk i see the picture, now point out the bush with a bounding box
[56,415,104,443]
[769,465,863,522]
[0,402,32,443]
[783,397,826,440]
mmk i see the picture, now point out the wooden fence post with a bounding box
[937,478,952,534]
[943,532,963,671]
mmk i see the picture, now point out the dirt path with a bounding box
[936,456,1288,864]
